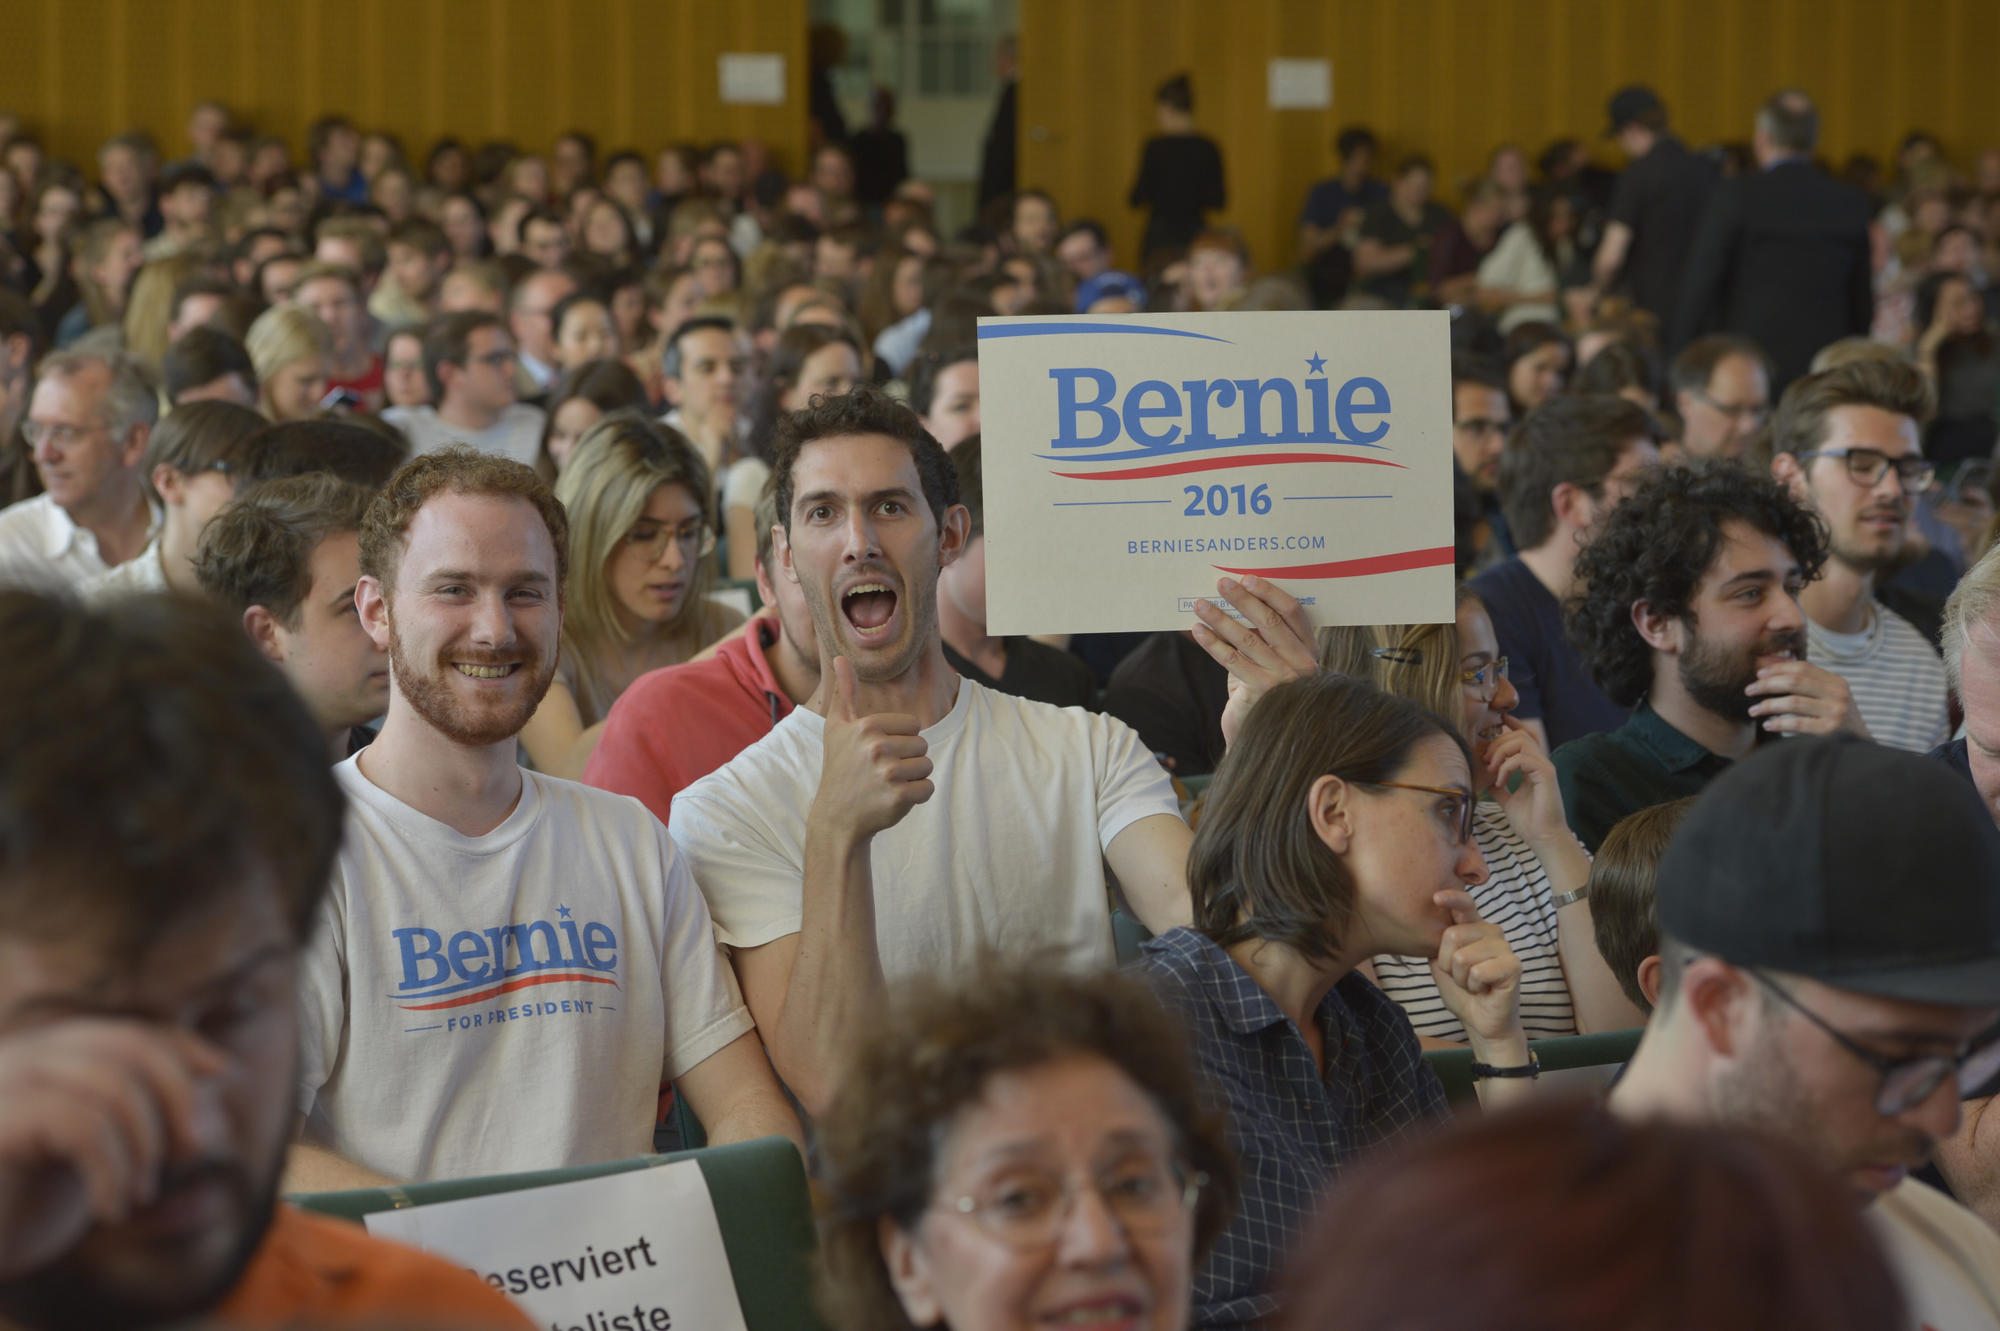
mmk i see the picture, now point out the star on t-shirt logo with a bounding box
[557,904,573,920]
[1305,351,1327,375]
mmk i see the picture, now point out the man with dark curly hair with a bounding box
[1554,461,1865,850]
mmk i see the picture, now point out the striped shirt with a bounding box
[1807,602,1950,754]
[1371,801,1577,1042]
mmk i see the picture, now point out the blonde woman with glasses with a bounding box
[519,410,743,777]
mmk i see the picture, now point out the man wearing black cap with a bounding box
[1591,85,1715,330]
[1610,737,2000,1323]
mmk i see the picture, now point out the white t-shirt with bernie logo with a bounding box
[297,758,753,1183]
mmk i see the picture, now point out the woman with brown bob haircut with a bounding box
[1140,672,1531,1330]
[816,960,1237,1331]
[1282,1099,1903,1331]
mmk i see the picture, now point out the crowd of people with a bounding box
[2,68,2000,1331]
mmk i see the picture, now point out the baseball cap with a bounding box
[1076,271,1147,313]
[1656,736,2000,1006]
[1605,85,1664,136]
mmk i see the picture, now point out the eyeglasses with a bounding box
[1797,448,1936,493]
[1692,390,1770,424]
[626,518,715,560]
[472,348,518,368]
[942,1157,1204,1251]
[22,420,110,449]
[1748,969,2000,1116]
[1460,657,1510,697]
[1454,416,1510,437]
[1368,781,1476,845]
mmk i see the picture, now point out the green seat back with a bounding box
[288,1135,820,1331]
[1422,1026,1645,1108]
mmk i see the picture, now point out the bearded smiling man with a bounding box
[1553,461,1864,851]
[286,449,800,1192]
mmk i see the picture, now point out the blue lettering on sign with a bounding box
[391,912,621,1002]
[1047,366,1392,454]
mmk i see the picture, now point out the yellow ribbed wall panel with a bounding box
[1020,0,2000,276]
[0,0,808,176]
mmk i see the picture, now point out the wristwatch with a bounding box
[1470,1050,1542,1080]
[1553,885,1590,909]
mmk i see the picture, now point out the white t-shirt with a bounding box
[382,403,547,467]
[1370,801,1577,1041]
[78,539,168,602]
[298,758,754,1183]
[1477,221,1561,333]
[1869,1176,2000,1328]
[0,493,157,594]
[669,678,1181,977]
[1808,603,1952,754]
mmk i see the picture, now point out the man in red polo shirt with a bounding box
[0,591,531,1331]
[586,489,819,825]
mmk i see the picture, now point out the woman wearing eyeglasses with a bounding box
[1319,586,1647,1044]
[518,411,742,778]
[816,962,1238,1331]
[1140,671,1533,1331]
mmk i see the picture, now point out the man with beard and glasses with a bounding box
[287,449,800,1190]
[668,388,1193,1117]
[1769,359,1951,753]
[0,592,534,1331]
[1554,461,1861,851]
[1611,737,2000,1325]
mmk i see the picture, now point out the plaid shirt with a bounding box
[1141,926,1448,1331]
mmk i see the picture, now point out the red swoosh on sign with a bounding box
[1216,546,1456,579]
[1052,452,1406,480]
[396,972,621,1010]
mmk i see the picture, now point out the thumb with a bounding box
[829,655,858,720]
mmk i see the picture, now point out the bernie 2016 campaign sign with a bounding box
[976,310,1454,634]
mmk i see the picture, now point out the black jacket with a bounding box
[1670,159,1873,389]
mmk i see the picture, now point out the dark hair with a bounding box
[542,358,650,447]
[1497,394,1658,550]
[1589,797,1696,1015]
[1567,461,1828,707]
[1055,219,1109,251]
[749,323,862,464]
[1282,1100,1905,1331]
[906,343,980,418]
[422,309,506,401]
[1336,125,1378,160]
[1915,271,1995,366]
[549,289,610,341]
[515,206,564,248]
[1450,353,1508,397]
[163,326,258,403]
[948,434,984,537]
[1770,357,1936,457]
[771,384,958,534]
[387,216,450,258]
[1395,153,1434,179]
[816,960,1238,1331]
[662,314,737,379]
[1156,73,1193,113]
[1571,339,1662,408]
[1190,673,1472,964]
[240,418,409,490]
[194,473,376,628]
[1757,88,1820,154]
[0,591,344,951]
[144,399,268,479]
[1502,320,1572,394]
[1670,334,1770,397]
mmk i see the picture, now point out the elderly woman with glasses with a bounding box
[517,410,742,778]
[816,961,1238,1331]
[1140,670,1532,1331]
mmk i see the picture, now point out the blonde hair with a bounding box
[122,252,210,371]
[244,304,333,392]
[1313,584,1484,736]
[554,412,720,706]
